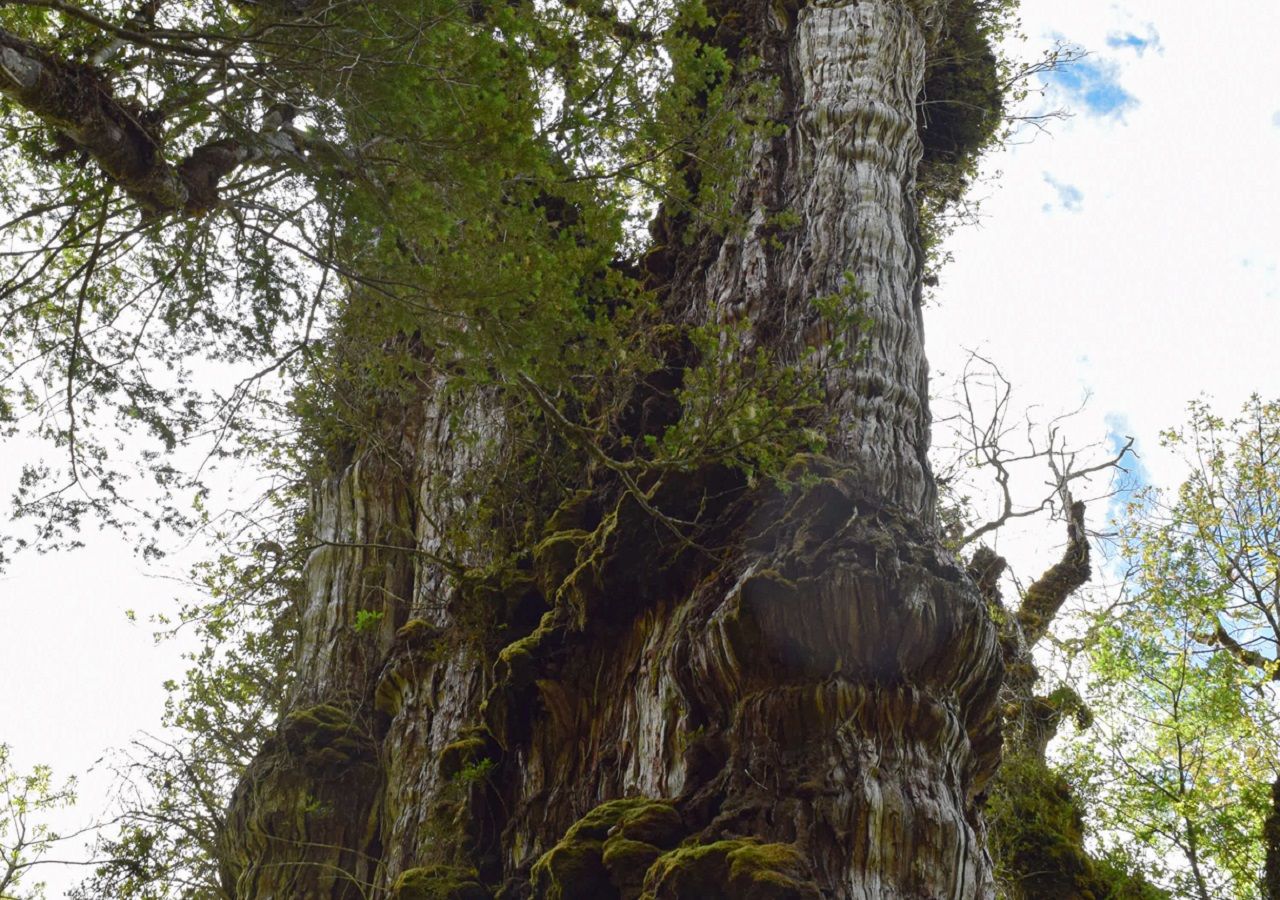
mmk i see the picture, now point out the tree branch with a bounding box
[1208,621,1279,679]
[0,28,312,217]
[1017,497,1090,648]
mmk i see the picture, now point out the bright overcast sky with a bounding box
[930,0,1280,578]
[2,0,1279,894]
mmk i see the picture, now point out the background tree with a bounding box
[0,744,76,900]
[1069,396,1280,899]
[927,352,1161,898]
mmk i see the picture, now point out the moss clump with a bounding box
[531,838,614,900]
[640,840,820,900]
[280,704,373,775]
[600,838,663,897]
[494,628,541,690]
[530,799,684,900]
[438,728,497,781]
[987,754,1168,900]
[396,617,442,647]
[392,864,491,900]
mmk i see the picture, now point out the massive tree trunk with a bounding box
[220,2,1005,897]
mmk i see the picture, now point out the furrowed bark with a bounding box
[221,2,1007,898]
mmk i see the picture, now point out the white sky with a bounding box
[2,0,1279,895]
[929,0,1280,578]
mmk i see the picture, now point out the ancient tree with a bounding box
[0,0,1023,897]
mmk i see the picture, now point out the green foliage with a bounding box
[919,0,1008,199]
[72,508,306,899]
[0,744,76,900]
[353,609,385,635]
[916,0,1013,257]
[452,757,496,788]
[647,279,867,484]
[0,2,768,890]
[1067,396,1280,900]
[0,0,724,563]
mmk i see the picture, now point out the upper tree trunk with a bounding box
[220,2,1005,897]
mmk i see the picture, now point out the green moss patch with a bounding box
[438,728,498,781]
[530,799,684,900]
[640,840,820,900]
[280,704,374,776]
[988,754,1169,900]
[396,617,443,648]
[391,864,491,900]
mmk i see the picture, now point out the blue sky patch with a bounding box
[1043,49,1138,119]
[1043,173,1083,213]
[1104,414,1149,524]
[1106,26,1162,56]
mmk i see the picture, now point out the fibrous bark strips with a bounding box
[219,2,1007,897]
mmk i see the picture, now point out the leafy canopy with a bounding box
[1071,397,1280,900]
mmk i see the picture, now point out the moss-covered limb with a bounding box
[983,498,1142,897]
[984,498,1150,897]
[1017,500,1089,647]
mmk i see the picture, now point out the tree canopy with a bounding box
[1071,397,1280,900]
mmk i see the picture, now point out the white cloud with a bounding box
[1106,25,1163,56]
[928,0,1280,580]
